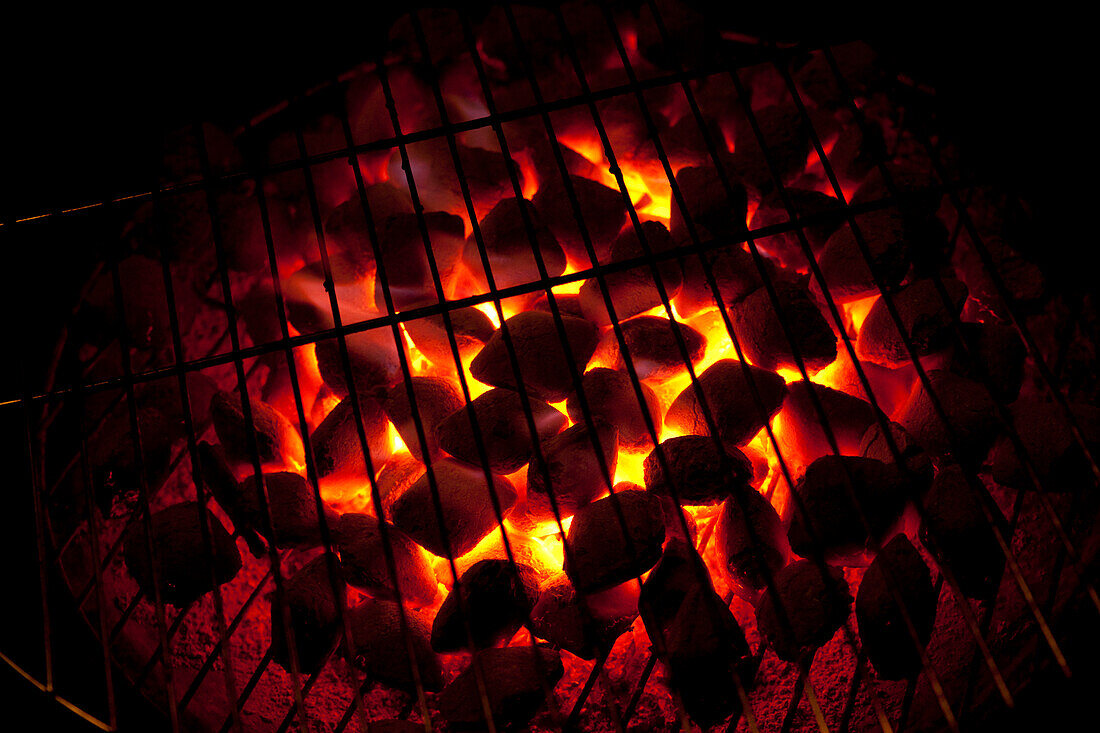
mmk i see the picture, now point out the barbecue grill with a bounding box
[3,2,1099,731]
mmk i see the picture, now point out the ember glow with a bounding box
[46,4,1084,733]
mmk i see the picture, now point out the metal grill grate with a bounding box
[4,3,1099,732]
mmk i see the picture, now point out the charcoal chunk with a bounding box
[898,370,1001,464]
[730,282,838,373]
[532,174,627,263]
[949,321,1026,402]
[431,559,539,652]
[795,42,884,109]
[381,377,464,461]
[436,388,567,474]
[470,311,599,402]
[437,647,564,729]
[210,390,305,469]
[403,306,496,369]
[565,490,666,592]
[670,165,748,246]
[954,234,1045,314]
[665,359,788,448]
[592,315,706,382]
[271,555,344,673]
[851,162,942,219]
[856,278,968,368]
[779,380,880,463]
[812,208,913,304]
[640,539,752,728]
[347,599,442,692]
[858,422,934,493]
[755,559,852,662]
[567,368,661,454]
[462,197,566,291]
[390,459,517,558]
[529,573,636,660]
[578,221,681,325]
[335,513,438,608]
[87,405,175,514]
[731,104,811,187]
[238,472,339,550]
[323,184,413,275]
[827,121,888,192]
[643,435,753,506]
[920,465,1005,599]
[856,535,937,680]
[123,502,241,607]
[787,456,911,564]
[751,189,846,271]
[715,489,788,594]
[315,329,407,396]
[677,244,769,316]
[372,211,465,311]
[988,401,1100,492]
[526,420,618,522]
[311,394,391,481]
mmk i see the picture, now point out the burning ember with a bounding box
[37,2,1100,732]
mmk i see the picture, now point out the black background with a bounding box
[1,2,1092,729]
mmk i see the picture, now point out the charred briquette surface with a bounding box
[795,42,885,110]
[381,376,464,461]
[347,599,443,693]
[237,472,339,550]
[567,368,661,454]
[525,419,618,522]
[531,174,627,263]
[827,120,888,193]
[210,390,305,469]
[920,464,1005,600]
[858,422,934,494]
[731,103,812,188]
[334,513,438,608]
[371,211,465,312]
[323,183,413,272]
[593,315,706,382]
[955,234,1045,314]
[314,329,407,397]
[677,244,771,318]
[85,254,171,350]
[470,311,599,402]
[856,534,937,680]
[311,393,391,481]
[390,459,517,558]
[640,539,752,728]
[729,281,838,373]
[122,502,241,607]
[430,559,540,652]
[402,305,496,369]
[437,646,564,729]
[565,490,665,593]
[87,405,175,514]
[856,278,969,368]
[782,380,880,460]
[364,721,423,733]
[197,441,265,556]
[643,435,753,506]
[988,400,1100,492]
[949,320,1027,402]
[750,189,846,271]
[898,369,1001,464]
[755,559,852,663]
[270,554,344,673]
[461,197,566,292]
[669,165,748,246]
[850,162,943,220]
[530,291,586,319]
[578,221,682,326]
[528,573,636,660]
[665,359,788,448]
[715,488,789,595]
[787,455,911,564]
[811,208,913,304]
[436,388,567,474]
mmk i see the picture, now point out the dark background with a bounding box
[1,2,1092,729]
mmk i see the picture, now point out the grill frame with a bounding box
[4,3,1099,731]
